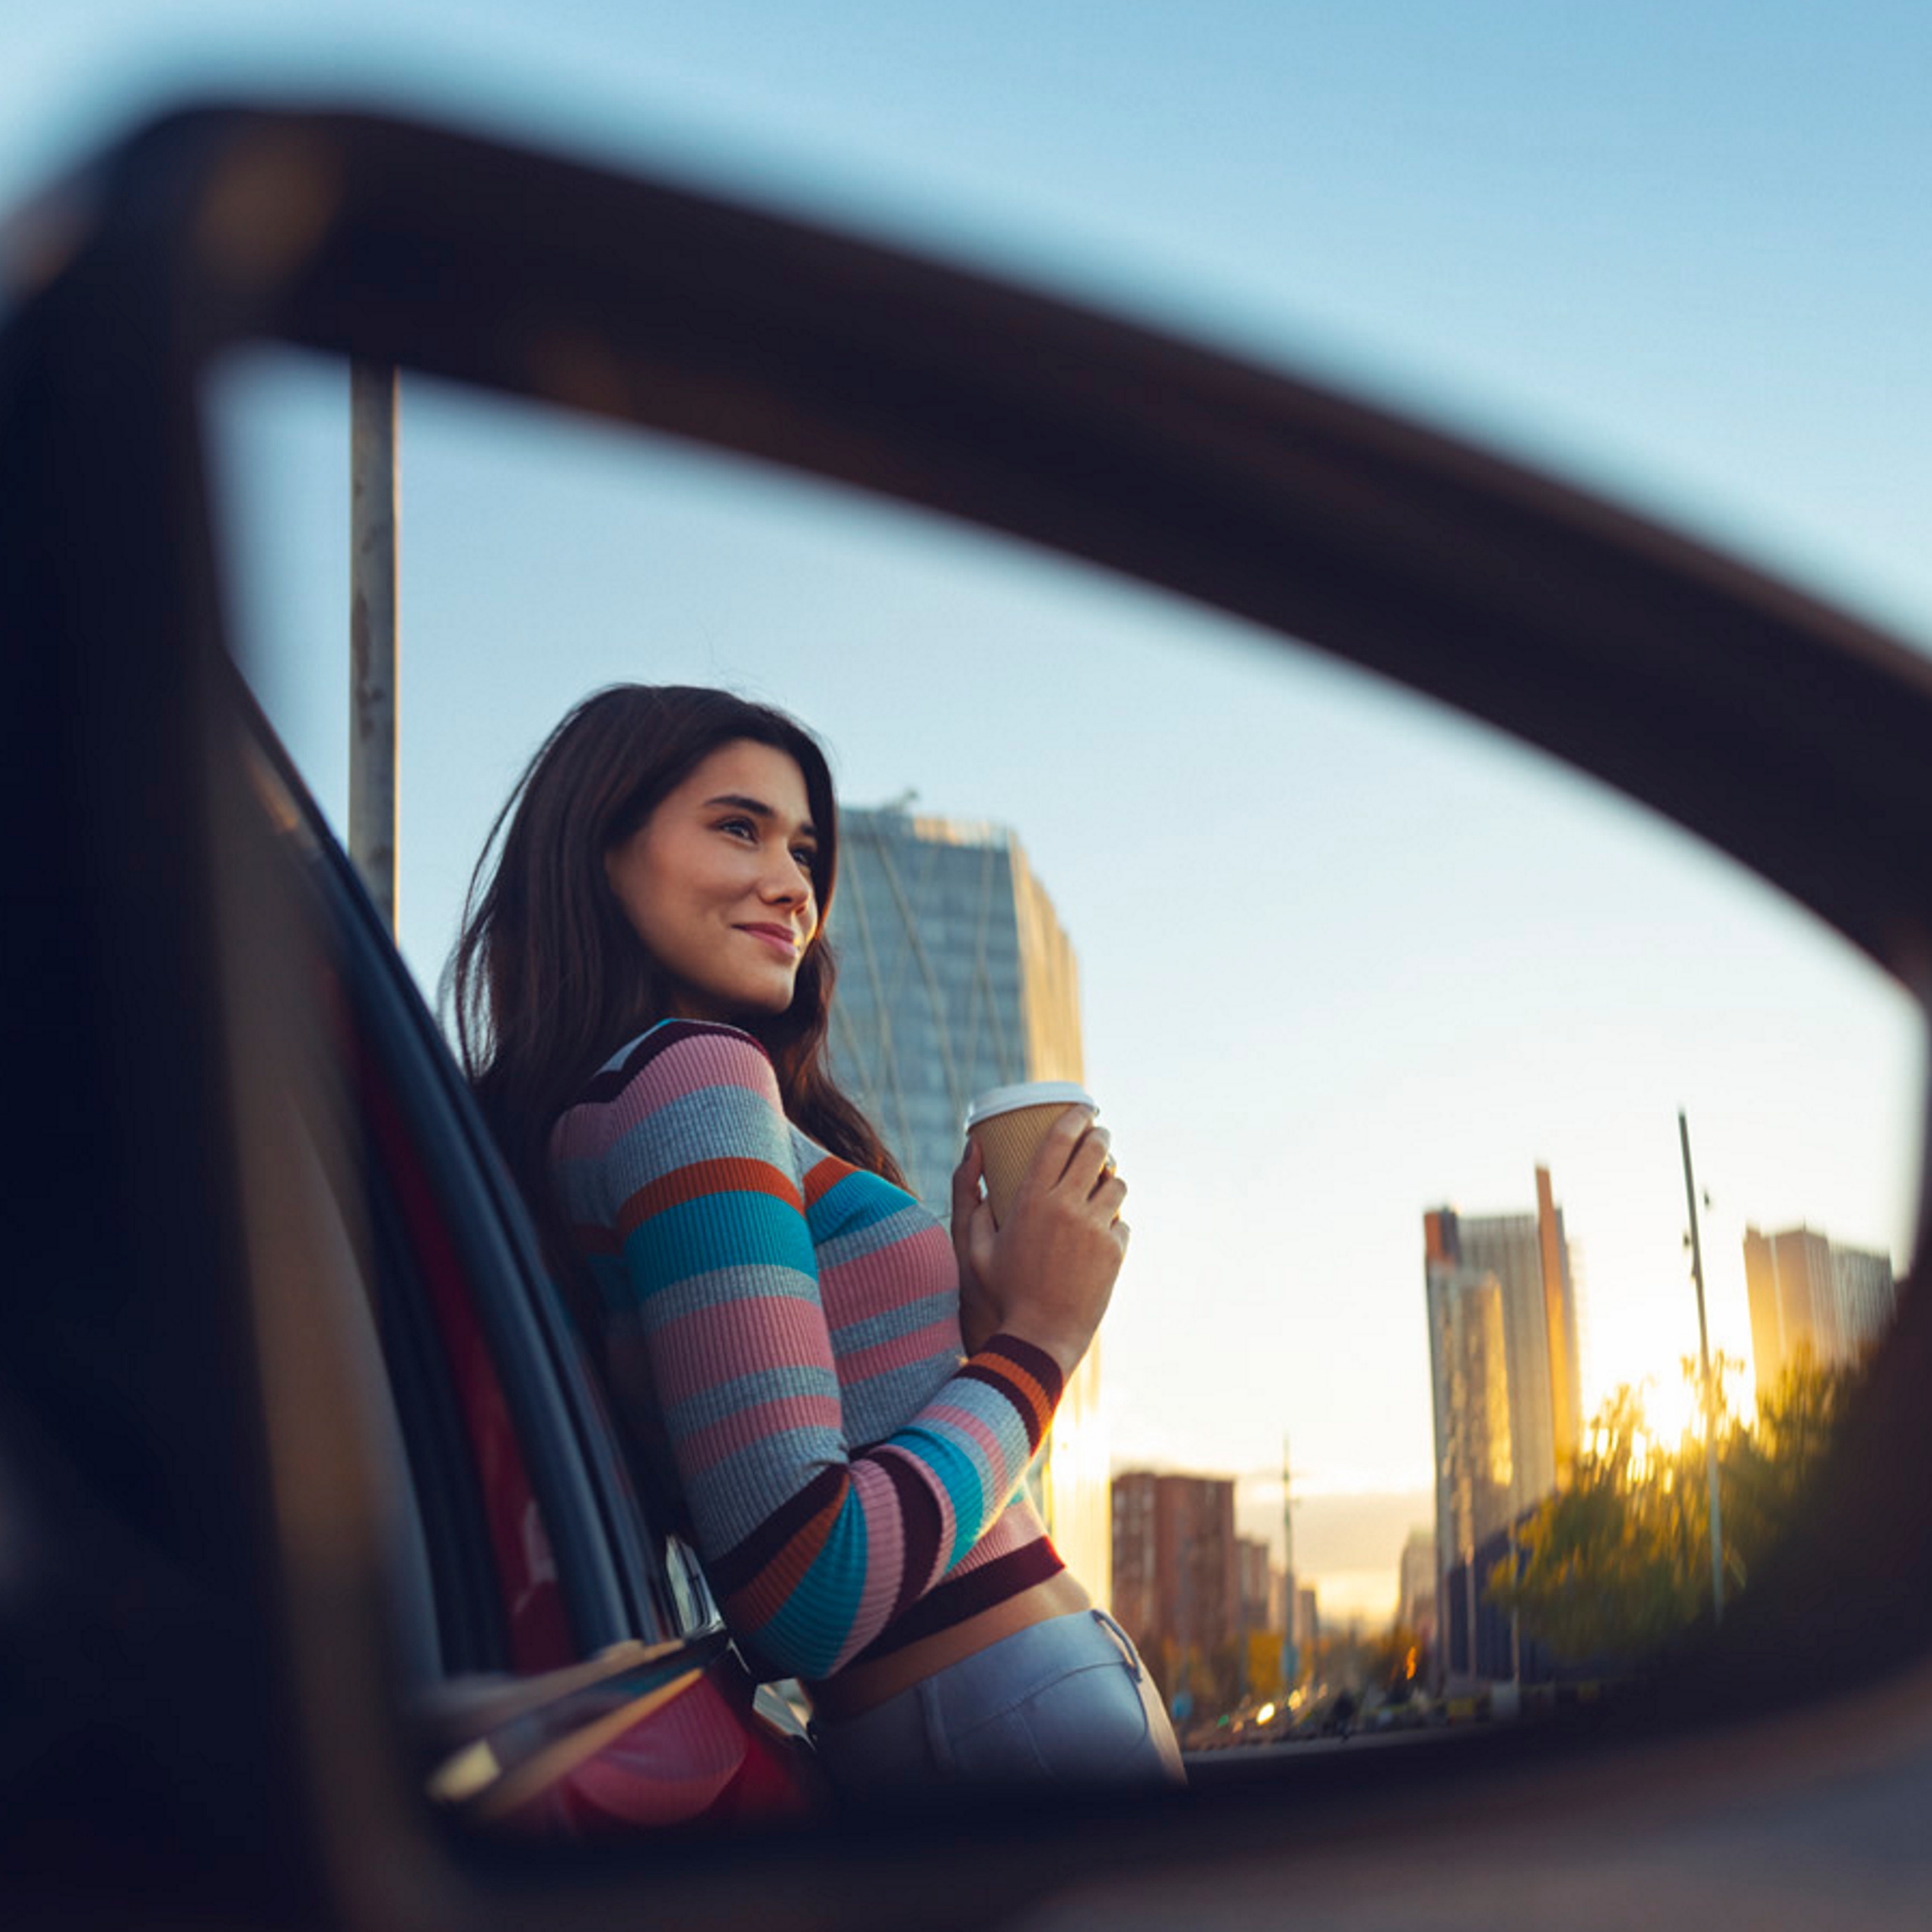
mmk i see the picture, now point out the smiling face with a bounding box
[602,738,822,1024]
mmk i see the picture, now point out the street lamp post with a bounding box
[349,361,398,933]
[1678,1108,1726,1625]
[1280,1436,1298,1694]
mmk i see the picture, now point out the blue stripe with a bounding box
[621,1191,815,1301]
[893,1422,989,1570]
[753,1492,869,1678]
[807,1169,917,1242]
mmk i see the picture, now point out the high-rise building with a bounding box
[825,806,1084,1208]
[1744,1224,1896,1403]
[1236,1537,1274,1633]
[1835,1246,1899,1356]
[1425,1245,1513,1557]
[1397,1527,1437,1641]
[1110,1472,1240,1707]
[1423,1167,1579,1686]
[1236,1536,1277,1699]
[825,803,1106,1600]
[1110,1471,1160,1651]
[1266,1564,1290,1637]
[1294,1586,1319,1660]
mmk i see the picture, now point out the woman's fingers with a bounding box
[1006,1109,1127,1228]
[1023,1108,1104,1183]
[1023,1104,1098,1187]
[1051,1117,1121,1209]
[962,1195,998,1276]
[980,1110,1132,1377]
[951,1138,985,1224]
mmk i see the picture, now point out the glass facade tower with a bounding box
[1422,1167,1579,1688]
[825,804,1107,1602]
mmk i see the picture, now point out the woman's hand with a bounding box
[950,1139,1002,1356]
[948,1107,1129,1377]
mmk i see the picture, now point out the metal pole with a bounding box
[1678,1109,1726,1624]
[1507,1514,1521,1685]
[1281,1435,1298,1692]
[1463,1546,1477,1679]
[349,362,398,933]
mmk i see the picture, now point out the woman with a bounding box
[454,685,1183,1791]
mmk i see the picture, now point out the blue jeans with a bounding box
[811,1609,1185,1791]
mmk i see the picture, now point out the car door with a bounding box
[242,685,826,1836]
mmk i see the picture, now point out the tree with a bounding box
[1485,1384,1706,1663]
[1365,1623,1424,1700]
[1719,1349,1863,1591]
[1245,1629,1285,1703]
[1485,1354,1860,1666]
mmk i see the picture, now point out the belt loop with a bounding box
[1091,1608,1143,1682]
[917,1674,956,1773]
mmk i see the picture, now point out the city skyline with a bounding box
[823,804,1912,1631]
[1152,1160,1901,1625]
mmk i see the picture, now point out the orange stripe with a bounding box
[613,1156,803,1240]
[976,1350,1055,1430]
[802,1154,858,1208]
[725,1484,848,1629]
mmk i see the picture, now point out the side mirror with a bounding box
[6,101,1930,1929]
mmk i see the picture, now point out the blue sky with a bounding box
[12,3,1929,1615]
[12,2,1931,633]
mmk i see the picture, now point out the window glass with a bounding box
[206,345,1922,1757]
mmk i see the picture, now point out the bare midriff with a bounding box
[805,1567,1094,1721]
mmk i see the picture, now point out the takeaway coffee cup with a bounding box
[963,1080,1099,1228]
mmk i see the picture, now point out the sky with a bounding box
[10,2,1930,1620]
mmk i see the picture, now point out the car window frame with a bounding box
[242,678,696,1660]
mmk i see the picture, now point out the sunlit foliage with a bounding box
[1485,1352,1861,1665]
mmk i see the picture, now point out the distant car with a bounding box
[6,97,1932,1932]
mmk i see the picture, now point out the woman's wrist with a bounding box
[975,1327,1078,1392]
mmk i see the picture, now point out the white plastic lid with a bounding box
[963,1080,1097,1130]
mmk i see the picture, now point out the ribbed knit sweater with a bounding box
[549,1018,1066,1683]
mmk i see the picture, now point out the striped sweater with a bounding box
[549,1018,1066,1683]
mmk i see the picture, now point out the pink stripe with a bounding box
[678,1392,845,1476]
[646,1294,835,1408]
[952,1498,1048,1575]
[836,1315,962,1387]
[836,1461,909,1668]
[874,1443,956,1582]
[819,1220,953,1289]
[551,1031,782,1162]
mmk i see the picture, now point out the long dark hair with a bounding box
[452,684,903,1268]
